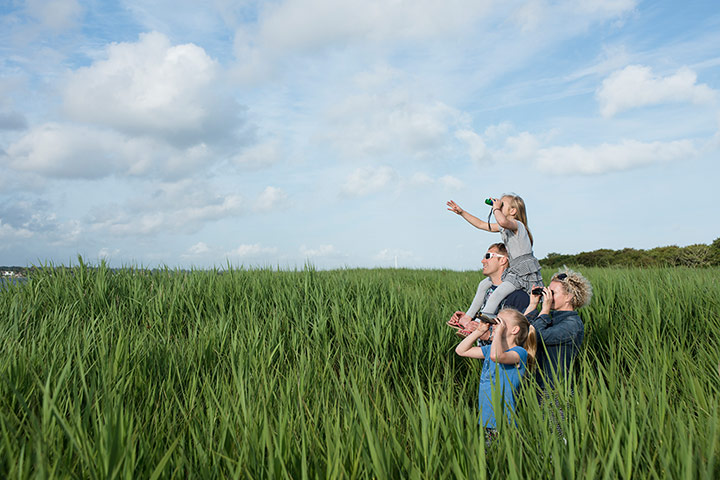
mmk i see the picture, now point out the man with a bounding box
[449,242,530,338]
[524,268,592,389]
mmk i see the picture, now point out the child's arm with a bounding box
[455,328,488,359]
[489,318,521,365]
[447,200,500,232]
[490,198,518,232]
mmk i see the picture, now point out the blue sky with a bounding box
[1,0,718,270]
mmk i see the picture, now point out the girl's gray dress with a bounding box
[500,221,543,293]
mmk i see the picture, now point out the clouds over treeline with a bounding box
[1,0,719,268]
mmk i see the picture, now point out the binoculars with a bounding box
[484,198,493,206]
[477,314,498,325]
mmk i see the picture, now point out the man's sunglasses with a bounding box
[484,252,506,259]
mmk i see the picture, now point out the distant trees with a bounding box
[540,238,720,269]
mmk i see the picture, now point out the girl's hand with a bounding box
[494,316,506,335]
[446,200,463,215]
[491,197,502,210]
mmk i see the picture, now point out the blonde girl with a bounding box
[455,308,536,436]
[447,194,543,318]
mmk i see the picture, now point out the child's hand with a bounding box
[494,316,506,335]
[491,198,502,210]
[446,200,463,215]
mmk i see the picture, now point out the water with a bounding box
[0,277,27,289]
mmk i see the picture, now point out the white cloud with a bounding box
[571,0,636,16]
[408,172,434,185]
[0,220,33,242]
[62,32,244,147]
[4,123,214,179]
[300,244,336,257]
[5,123,124,179]
[341,166,397,196]
[246,0,492,57]
[503,131,544,162]
[512,0,636,34]
[463,122,700,174]
[374,248,413,263]
[439,175,465,190]
[232,140,281,169]
[325,91,460,159]
[455,129,488,163]
[226,244,278,257]
[86,180,246,236]
[407,172,464,189]
[254,186,288,212]
[231,0,637,84]
[511,0,546,33]
[24,0,83,32]
[98,247,120,259]
[536,139,697,174]
[597,65,717,117]
[187,242,210,255]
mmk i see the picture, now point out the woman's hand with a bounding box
[540,287,553,315]
[526,292,540,312]
[446,200,463,215]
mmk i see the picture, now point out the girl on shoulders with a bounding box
[447,194,543,318]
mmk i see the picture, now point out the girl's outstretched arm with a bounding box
[455,328,488,359]
[446,200,499,232]
[489,318,521,365]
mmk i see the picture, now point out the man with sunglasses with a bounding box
[452,243,530,340]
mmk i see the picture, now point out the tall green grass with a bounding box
[0,263,717,478]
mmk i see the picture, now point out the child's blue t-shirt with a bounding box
[478,345,528,429]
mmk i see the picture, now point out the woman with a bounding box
[524,268,592,390]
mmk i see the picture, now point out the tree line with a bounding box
[539,237,720,269]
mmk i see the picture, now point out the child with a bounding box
[455,308,536,438]
[447,194,542,318]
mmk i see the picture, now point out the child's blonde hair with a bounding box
[501,194,533,245]
[498,308,536,371]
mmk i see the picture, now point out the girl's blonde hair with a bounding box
[498,308,536,371]
[551,267,593,308]
[501,194,533,245]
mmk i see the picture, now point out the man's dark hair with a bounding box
[490,243,507,256]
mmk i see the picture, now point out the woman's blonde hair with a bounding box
[501,194,533,245]
[498,308,536,371]
[551,267,593,308]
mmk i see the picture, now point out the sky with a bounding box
[1,0,719,270]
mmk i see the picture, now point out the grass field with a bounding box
[0,262,718,478]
